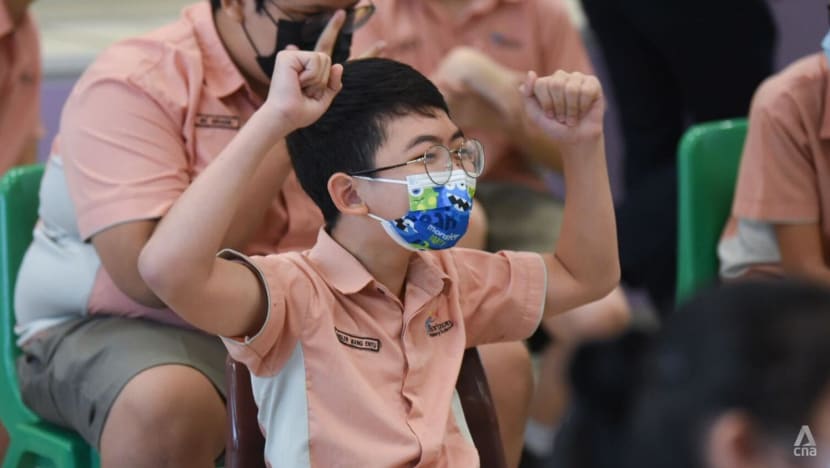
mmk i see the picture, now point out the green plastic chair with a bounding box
[675,119,748,304]
[0,164,100,468]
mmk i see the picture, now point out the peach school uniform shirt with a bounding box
[719,53,830,278]
[352,0,593,193]
[14,3,322,344]
[222,229,547,467]
[0,4,41,175]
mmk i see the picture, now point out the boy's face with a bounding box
[356,111,464,221]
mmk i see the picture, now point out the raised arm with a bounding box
[521,70,620,316]
[138,51,343,338]
[430,47,566,171]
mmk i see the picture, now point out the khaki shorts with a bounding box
[475,181,564,253]
[17,315,227,449]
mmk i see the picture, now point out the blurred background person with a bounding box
[719,35,830,286]
[626,280,830,468]
[0,0,39,457]
[0,0,40,175]
[581,0,777,313]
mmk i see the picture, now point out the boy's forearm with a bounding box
[515,124,564,172]
[139,108,293,296]
[553,134,620,291]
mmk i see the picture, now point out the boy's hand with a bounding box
[265,50,343,131]
[521,70,604,147]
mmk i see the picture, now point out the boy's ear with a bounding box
[219,0,245,23]
[704,410,763,468]
[328,173,369,217]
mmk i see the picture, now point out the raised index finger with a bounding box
[314,10,346,57]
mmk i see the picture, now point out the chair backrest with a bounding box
[675,119,748,304]
[0,164,45,429]
[225,348,507,468]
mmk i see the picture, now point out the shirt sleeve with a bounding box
[535,0,594,75]
[731,78,819,224]
[59,78,192,240]
[218,250,308,377]
[0,2,13,38]
[451,249,547,346]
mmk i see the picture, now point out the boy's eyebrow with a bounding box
[404,130,464,151]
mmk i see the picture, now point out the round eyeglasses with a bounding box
[349,139,486,185]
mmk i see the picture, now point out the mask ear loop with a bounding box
[240,22,265,57]
[240,4,282,57]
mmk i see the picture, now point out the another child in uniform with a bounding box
[139,52,618,466]
[719,35,830,285]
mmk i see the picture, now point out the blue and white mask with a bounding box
[356,170,475,251]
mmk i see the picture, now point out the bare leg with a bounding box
[479,341,534,468]
[100,365,226,468]
[526,288,630,457]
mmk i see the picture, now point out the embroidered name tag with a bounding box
[489,32,522,49]
[335,328,381,352]
[195,114,241,130]
[425,317,454,337]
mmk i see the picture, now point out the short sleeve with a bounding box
[451,249,546,346]
[59,78,191,240]
[732,79,819,224]
[535,0,594,75]
[218,250,307,377]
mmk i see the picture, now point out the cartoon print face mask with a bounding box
[355,170,476,251]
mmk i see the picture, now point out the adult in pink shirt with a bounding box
[13,1,381,465]
[719,42,830,285]
[0,0,40,175]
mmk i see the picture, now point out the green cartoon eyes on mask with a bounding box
[355,171,476,251]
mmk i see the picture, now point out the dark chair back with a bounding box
[225,348,507,468]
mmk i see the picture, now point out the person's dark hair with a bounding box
[553,330,654,468]
[210,0,266,13]
[624,280,830,468]
[286,58,449,230]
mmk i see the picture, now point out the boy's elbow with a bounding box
[589,262,621,304]
[137,245,178,301]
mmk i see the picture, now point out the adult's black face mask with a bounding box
[253,19,353,79]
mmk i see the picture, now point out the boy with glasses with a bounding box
[353,2,631,464]
[139,52,619,467]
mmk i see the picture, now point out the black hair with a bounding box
[553,330,654,468]
[623,280,830,468]
[210,0,267,13]
[286,58,449,230]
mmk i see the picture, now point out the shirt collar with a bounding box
[307,228,451,296]
[186,3,248,99]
